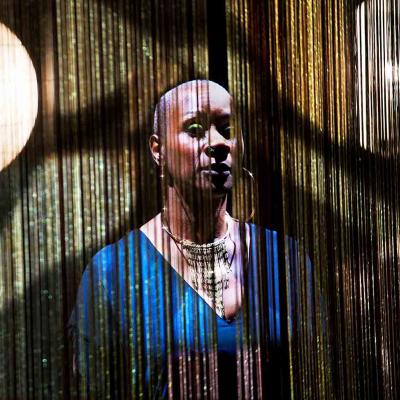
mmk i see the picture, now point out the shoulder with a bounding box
[68,230,144,325]
[229,217,278,244]
[89,230,140,272]
[230,220,310,267]
[71,230,145,304]
[237,220,306,252]
[81,228,164,292]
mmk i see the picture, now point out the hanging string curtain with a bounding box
[0,0,399,398]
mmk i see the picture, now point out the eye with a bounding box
[186,122,205,137]
[219,125,232,139]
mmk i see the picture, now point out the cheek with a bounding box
[166,135,199,173]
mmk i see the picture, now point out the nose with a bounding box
[204,126,231,162]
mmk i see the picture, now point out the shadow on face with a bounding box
[151,80,244,201]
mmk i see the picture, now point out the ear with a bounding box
[149,134,161,165]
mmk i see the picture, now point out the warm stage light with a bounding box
[0,23,38,171]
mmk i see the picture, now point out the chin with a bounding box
[211,190,227,198]
[194,175,233,197]
[211,184,232,197]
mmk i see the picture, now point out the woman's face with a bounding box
[161,81,240,198]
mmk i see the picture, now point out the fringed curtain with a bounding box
[0,0,399,398]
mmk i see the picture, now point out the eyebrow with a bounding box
[182,111,231,120]
[182,112,200,120]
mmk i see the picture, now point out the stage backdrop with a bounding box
[0,0,399,399]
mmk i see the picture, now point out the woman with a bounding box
[69,80,282,399]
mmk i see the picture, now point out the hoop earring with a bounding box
[242,167,255,222]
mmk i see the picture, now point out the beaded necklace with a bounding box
[162,214,236,319]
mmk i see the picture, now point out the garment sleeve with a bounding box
[67,246,116,393]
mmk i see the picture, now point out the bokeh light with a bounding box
[0,23,38,171]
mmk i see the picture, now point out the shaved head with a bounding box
[149,79,240,196]
[153,80,231,137]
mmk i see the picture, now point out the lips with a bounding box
[200,164,231,191]
[201,163,231,176]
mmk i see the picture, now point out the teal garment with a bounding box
[69,226,282,398]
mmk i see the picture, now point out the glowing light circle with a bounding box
[0,23,38,171]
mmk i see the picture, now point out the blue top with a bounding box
[69,225,283,398]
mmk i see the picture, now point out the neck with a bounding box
[164,185,228,243]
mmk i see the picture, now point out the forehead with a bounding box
[167,82,231,117]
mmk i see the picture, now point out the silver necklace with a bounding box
[162,216,236,319]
